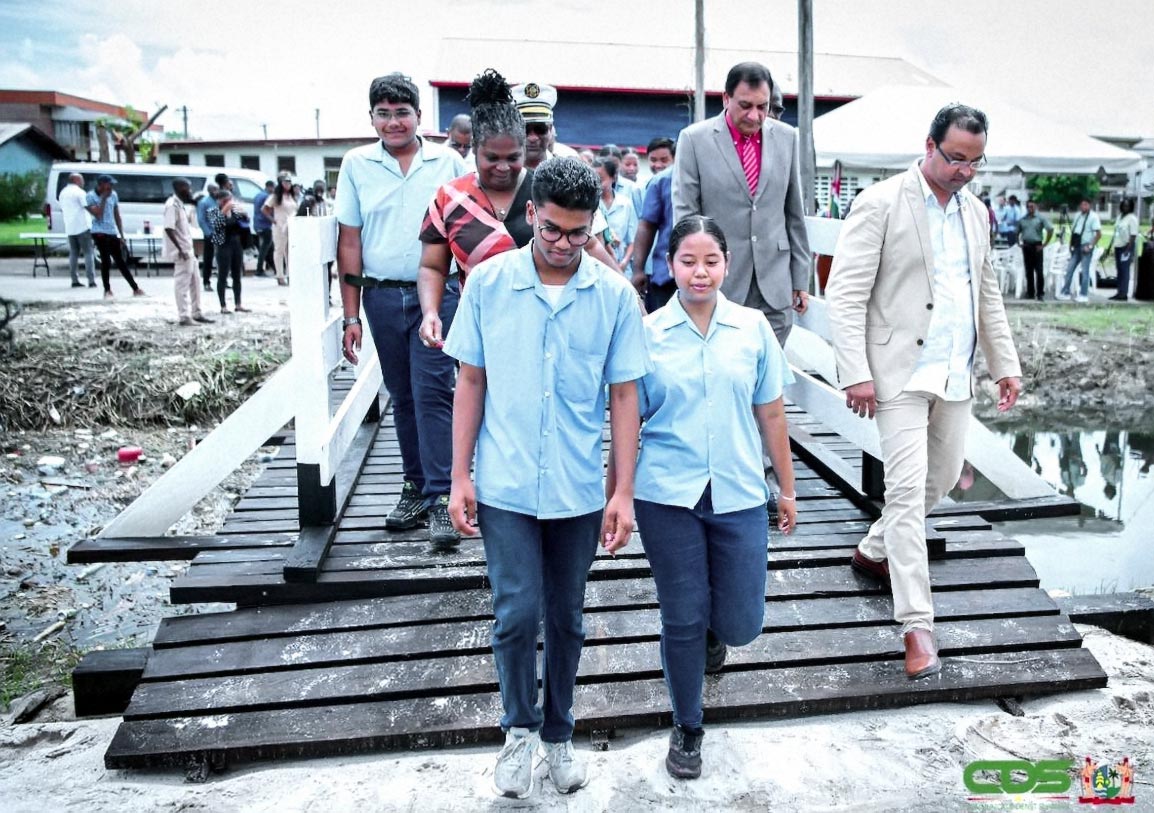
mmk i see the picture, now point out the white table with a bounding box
[122,232,163,276]
[18,232,52,277]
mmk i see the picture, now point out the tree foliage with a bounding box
[1026,175,1100,209]
[0,172,46,220]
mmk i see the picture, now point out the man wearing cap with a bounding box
[164,178,213,326]
[511,82,576,170]
[86,174,143,299]
[672,61,810,347]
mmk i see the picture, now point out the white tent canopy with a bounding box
[814,85,1145,176]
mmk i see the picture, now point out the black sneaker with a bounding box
[385,480,427,530]
[705,629,727,674]
[428,495,460,549]
[665,725,703,779]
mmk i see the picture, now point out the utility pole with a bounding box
[261,123,268,140]
[693,0,706,123]
[315,108,320,139]
[797,0,816,216]
[178,105,189,139]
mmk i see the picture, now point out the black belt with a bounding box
[344,274,415,289]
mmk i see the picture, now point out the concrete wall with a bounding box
[161,141,373,188]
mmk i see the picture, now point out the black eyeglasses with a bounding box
[526,123,551,136]
[535,218,592,247]
[936,145,986,170]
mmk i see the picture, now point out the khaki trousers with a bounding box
[857,390,971,634]
[272,223,290,281]
[173,255,202,320]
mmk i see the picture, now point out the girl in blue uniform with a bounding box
[623,215,797,779]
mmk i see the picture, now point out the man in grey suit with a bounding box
[672,61,811,346]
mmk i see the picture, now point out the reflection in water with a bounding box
[951,428,1154,525]
[951,427,1154,595]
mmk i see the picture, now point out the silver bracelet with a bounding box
[778,493,796,501]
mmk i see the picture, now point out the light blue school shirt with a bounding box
[334,137,466,281]
[443,243,652,519]
[85,190,120,236]
[635,291,794,514]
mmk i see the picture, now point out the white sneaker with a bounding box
[1075,294,1089,303]
[1057,291,1071,301]
[493,727,539,799]
[541,740,589,794]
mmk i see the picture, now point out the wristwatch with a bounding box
[342,316,362,329]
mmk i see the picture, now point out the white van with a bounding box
[44,162,270,242]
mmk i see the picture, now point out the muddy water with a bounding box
[953,427,1154,595]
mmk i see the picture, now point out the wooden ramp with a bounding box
[72,405,1105,773]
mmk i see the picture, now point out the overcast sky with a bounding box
[2,0,1150,143]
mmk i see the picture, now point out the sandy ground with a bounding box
[0,625,1151,812]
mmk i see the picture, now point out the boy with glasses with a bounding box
[443,157,650,799]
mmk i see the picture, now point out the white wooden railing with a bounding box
[100,216,379,537]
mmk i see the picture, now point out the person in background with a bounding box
[769,84,785,120]
[1016,199,1053,301]
[1060,197,1102,303]
[442,157,650,800]
[207,190,251,314]
[615,215,796,780]
[593,157,637,272]
[298,180,332,217]
[262,173,299,286]
[337,72,467,543]
[85,174,143,299]
[196,182,219,291]
[163,178,213,326]
[673,61,811,348]
[578,148,595,166]
[1109,198,1139,301]
[59,172,95,288]
[511,81,578,167]
[252,180,275,277]
[619,147,641,182]
[446,113,474,167]
[631,139,678,311]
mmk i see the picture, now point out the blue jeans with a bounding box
[478,503,600,743]
[635,487,768,729]
[1062,246,1094,297]
[362,280,458,502]
[68,231,95,285]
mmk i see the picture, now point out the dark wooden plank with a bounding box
[1057,593,1154,644]
[153,585,1059,651]
[72,648,150,718]
[170,554,1039,606]
[103,647,1106,769]
[67,534,297,564]
[127,615,1082,718]
[788,424,877,516]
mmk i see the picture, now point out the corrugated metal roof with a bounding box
[430,38,945,98]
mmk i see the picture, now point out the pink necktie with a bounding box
[740,137,759,196]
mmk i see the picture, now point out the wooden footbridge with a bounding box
[66,217,1103,776]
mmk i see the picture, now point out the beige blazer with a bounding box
[672,114,811,311]
[826,163,1021,402]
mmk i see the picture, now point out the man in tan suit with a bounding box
[826,104,1022,679]
[673,61,811,346]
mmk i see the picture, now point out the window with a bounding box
[324,156,342,191]
[111,174,175,204]
[168,153,190,165]
[277,155,296,175]
[205,154,225,167]
[232,178,263,205]
[240,155,261,171]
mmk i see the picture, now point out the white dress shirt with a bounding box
[59,183,92,236]
[904,167,976,401]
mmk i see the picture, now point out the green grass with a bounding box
[1032,305,1154,337]
[0,215,47,246]
[1,638,83,708]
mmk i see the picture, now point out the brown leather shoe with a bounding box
[851,550,891,586]
[903,629,941,680]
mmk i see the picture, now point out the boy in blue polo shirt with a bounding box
[443,157,650,800]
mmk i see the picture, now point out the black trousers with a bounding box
[216,236,243,308]
[201,239,215,287]
[256,229,274,273]
[645,279,678,312]
[1021,242,1045,298]
[93,233,139,293]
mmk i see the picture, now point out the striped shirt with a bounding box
[725,113,761,196]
